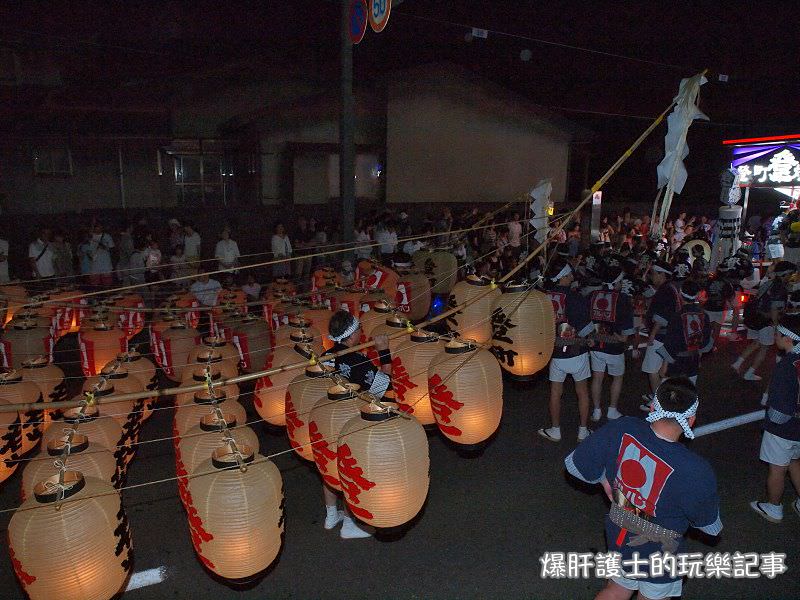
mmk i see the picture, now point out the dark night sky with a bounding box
[2,1,798,207]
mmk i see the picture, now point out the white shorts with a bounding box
[704,309,728,325]
[766,242,785,260]
[590,351,626,376]
[760,431,800,466]
[549,354,591,383]
[611,575,682,599]
[642,340,665,374]
[747,326,775,346]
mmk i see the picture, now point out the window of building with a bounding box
[33,147,73,176]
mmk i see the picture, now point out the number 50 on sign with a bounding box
[369,0,391,32]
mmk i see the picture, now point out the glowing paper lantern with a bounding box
[20,357,67,431]
[0,318,54,370]
[78,323,128,377]
[176,369,239,408]
[172,292,201,330]
[185,346,238,381]
[108,293,145,338]
[273,316,322,354]
[44,405,127,486]
[392,330,445,425]
[489,283,555,378]
[0,407,22,484]
[149,313,180,368]
[21,435,118,502]
[266,277,296,298]
[309,383,362,491]
[158,322,201,381]
[412,249,459,294]
[338,402,429,527]
[186,446,283,579]
[447,275,501,343]
[8,472,133,600]
[427,340,503,445]
[368,314,410,355]
[394,265,432,321]
[285,364,334,461]
[0,371,43,457]
[116,351,158,420]
[329,288,364,316]
[187,336,240,378]
[230,313,272,371]
[355,260,400,299]
[254,340,316,426]
[82,365,142,427]
[173,389,247,443]
[303,306,334,350]
[0,284,29,325]
[359,301,393,343]
[47,288,79,337]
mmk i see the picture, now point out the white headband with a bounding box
[646,396,699,439]
[328,315,361,342]
[604,271,625,289]
[777,324,800,353]
[549,264,573,282]
[652,264,671,274]
[681,289,699,301]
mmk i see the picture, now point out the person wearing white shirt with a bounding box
[215,228,240,273]
[183,222,202,274]
[190,272,222,307]
[271,223,293,277]
[0,236,9,283]
[403,239,425,256]
[375,223,398,255]
[354,222,372,260]
[28,228,55,282]
[88,224,115,287]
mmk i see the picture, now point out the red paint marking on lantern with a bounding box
[391,356,418,404]
[285,391,305,450]
[309,421,340,488]
[428,374,464,436]
[8,545,36,588]
[337,443,376,520]
[366,347,381,369]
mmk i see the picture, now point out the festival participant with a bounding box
[655,281,712,387]
[704,261,737,347]
[589,265,634,422]
[183,221,202,274]
[733,261,796,381]
[750,313,800,523]
[565,376,722,600]
[87,222,115,287]
[320,310,392,539]
[641,261,682,404]
[538,258,594,442]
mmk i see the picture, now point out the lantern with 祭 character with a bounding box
[309,383,362,491]
[285,364,335,461]
[447,275,501,344]
[427,340,503,445]
[337,400,429,528]
[8,471,133,600]
[489,282,554,378]
[186,445,284,579]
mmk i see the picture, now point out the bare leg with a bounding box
[575,379,590,428]
[767,464,788,505]
[595,580,634,600]
[591,371,605,411]
[648,371,662,396]
[549,381,563,428]
[609,375,624,409]
[738,340,760,363]
[750,345,770,373]
[787,459,800,496]
[711,321,722,347]
[323,483,338,508]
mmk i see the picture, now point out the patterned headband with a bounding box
[777,324,800,353]
[328,314,361,342]
[646,396,699,439]
[549,264,573,282]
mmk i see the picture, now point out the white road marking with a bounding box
[125,566,168,592]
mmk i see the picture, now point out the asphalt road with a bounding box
[0,333,798,599]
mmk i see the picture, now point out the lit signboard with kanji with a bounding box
[723,135,800,188]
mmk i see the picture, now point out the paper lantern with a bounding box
[8,472,132,600]
[149,313,180,368]
[185,346,238,381]
[209,305,239,341]
[0,284,29,325]
[176,369,239,408]
[302,306,334,350]
[186,446,283,579]
[230,313,272,371]
[394,266,432,321]
[82,364,142,427]
[273,316,322,353]
[0,407,22,484]
[309,383,362,491]
[78,323,128,377]
[254,339,316,427]
[47,288,79,337]
[329,288,364,316]
[158,322,201,381]
[173,292,201,330]
[427,340,503,445]
[115,294,146,338]
[0,371,43,457]
[0,318,54,370]
[489,283,555,378]
[266,277,296,298]
[359,300,393,343]
[285,364,334,461]
[187,336,240,379]
[173,389,247,443]
[368,314,410,356]
[355,260,400,299]
[447,275,501,343]
[360,289,391,313]
[338,401,429,527]
[116,351,158,420]
[392,330,445,425]
[21,435,118,502]
[312,266,342,294]
[20,357,67,431]
[412,249,459,294]
[44,405,127,486]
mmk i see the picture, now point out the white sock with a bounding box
[732,357,744,368]
[326,505,338,517]
[744,367,756,376]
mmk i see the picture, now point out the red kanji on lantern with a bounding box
[391,356,418,411]
[428,374,464,436]
[285,391,305,451]
[337,443,376,520]
[309,421,339,488]
[254,356,274,408]
[8,545,36,588]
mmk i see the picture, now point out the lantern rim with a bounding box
[193,390,228,405]
[327,382,361,400]
[191,370,222,382]
[410,330,439,343]
[0,370,24,384]
[358,401,400,422]
[294,343,314,359]
[444,339,478,354]
[465,274,490,287]
[305,364,332,378]
[47,434,89,455]
[21,356,50,369]
[201,335,227,348]
[200,413,237,430]
[194,351,223,364]
[33,470,85,503]
[211,444,255,469]
[64,405,99,421]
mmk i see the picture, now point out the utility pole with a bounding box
[340,0,356,245]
